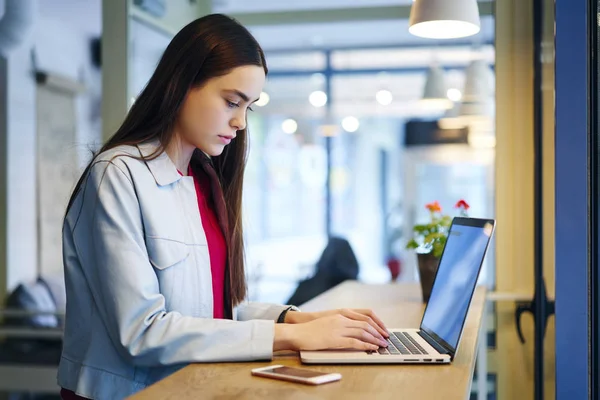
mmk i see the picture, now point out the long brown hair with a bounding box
[65,13,267,307]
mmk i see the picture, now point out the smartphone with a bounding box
[251,365,342,385]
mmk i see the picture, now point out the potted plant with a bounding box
[406,199,470,302]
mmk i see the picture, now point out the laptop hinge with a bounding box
[417,330,450,355]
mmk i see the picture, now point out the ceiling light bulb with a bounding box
[376,90,393,106]
[309,91,328,107]
[281,119,298,134]
[342,116,360,132]
[447,88,462,102]
[255,92,270,107]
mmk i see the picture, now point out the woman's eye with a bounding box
[226,100,239,108]
[248,106,254,112]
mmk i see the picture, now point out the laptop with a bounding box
[301,217,496,365]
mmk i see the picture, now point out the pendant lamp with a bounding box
[409,0,481,39]
[420,65,453,110]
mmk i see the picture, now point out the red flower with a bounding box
[455,200,470,210]
[425,201,442,213]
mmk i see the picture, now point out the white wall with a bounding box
[2,3,101,292]
[34,11,102,165]
[5,43,37,291]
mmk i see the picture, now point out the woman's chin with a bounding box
[201,145,225,158]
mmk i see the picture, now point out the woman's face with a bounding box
[176,65,266,156]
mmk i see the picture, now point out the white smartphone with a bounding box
[251,365,342,385]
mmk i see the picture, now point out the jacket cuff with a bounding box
[251,320,276,360]
[236,302,298,322]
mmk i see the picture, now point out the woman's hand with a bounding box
[274,314,389,352]
[286,309,389,339]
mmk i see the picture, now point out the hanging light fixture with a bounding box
[468,131,496,148]
[420,65,453,110]
[462,59,493,102]
[459,99,493,118]
[409,0,481,39]
[459,58,494,121]
[438,102,467,129]
[458,100,495,132]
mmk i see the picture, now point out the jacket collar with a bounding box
[136,140,182,187]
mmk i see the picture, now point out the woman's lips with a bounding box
[218,135,233,144]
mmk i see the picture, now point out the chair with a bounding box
[0,277,64,398]
[286,236,359,306]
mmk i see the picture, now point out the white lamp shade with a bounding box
[409,0,481,39]
[420,65,452,109]
[467,117,494,133]
[459,98,494,121]
[462,59,493,102]
[438,103,467,129]
[468,131,496,148]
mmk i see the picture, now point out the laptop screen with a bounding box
[420,218,494,352]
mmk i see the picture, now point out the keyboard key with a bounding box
[393,332,422,355]
[389,339,410,354]
[402,332,427,354]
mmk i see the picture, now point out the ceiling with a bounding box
[35,0,494,49]
[36,0,496,119]
[248,16,494,52]
[213,0,417,13]
[258,58,495,119]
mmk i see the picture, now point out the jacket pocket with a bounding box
[145,237,190,270]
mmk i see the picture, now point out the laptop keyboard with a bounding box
[370,331,429,355]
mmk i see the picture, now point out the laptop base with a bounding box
[300,328,452,365]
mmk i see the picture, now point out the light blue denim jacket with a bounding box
[57,142,291,399]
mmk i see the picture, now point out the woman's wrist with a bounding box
[284,311,313,324]
[273,323,297,351]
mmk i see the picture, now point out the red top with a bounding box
[186,166,227,319]
[60,388,89,400]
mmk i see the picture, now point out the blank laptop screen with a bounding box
[420,221,493,351]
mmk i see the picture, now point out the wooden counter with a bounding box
[130,281,486,400]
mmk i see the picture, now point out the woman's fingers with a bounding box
[358,309,389,335]
[341,309,389,338]
[342,317,388,343]
[352,309,389,336]
[294,314,390,352]
[340,327,388,348]
[338,338,379,351]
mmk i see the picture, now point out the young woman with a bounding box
[58,14,389,400]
